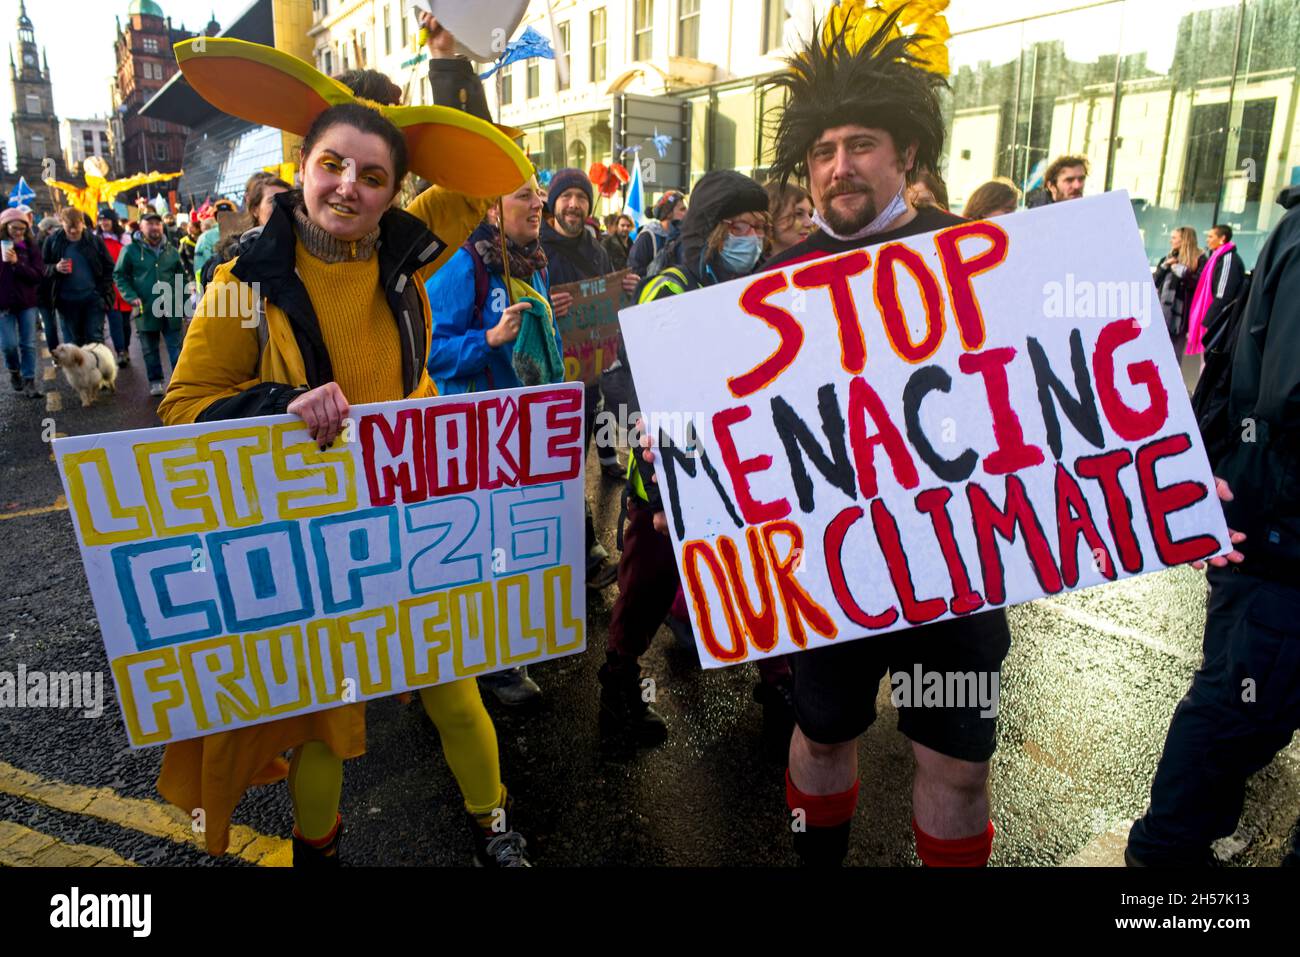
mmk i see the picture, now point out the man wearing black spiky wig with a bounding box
[763,8,1011,869]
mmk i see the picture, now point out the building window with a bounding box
[323,48,333,74]
[384,6,392,56]
[679,0,700,59]
[155,142,168,161]
[590,9,606,83]
[25,94,40,113]
[83,131,96,155]
[527,60,539,99]
[400,0,408,46]
[31,134,44,160]
[762,0,785,53]
[556,22,570,90]
[501,66,513,106]
[634,0,654,61]
[143,37,158,53]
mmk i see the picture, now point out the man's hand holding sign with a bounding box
[619,192,1232,668]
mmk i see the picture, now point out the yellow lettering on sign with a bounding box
[271,422,356,519]
[134,437,220,535]
[202,426,269,527]
[243,625,312,717]
[336,607,396,696]
[178,634,259,730]
[63,448,152,545]
[397,593,452,686]
[450,582,497,677]
[544,564,585,655]
[112,648,184,746]
[306,618,348,704]
[496,573,545,666]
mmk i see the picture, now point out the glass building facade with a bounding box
[175,116,283,207]
[675,0,1297,270]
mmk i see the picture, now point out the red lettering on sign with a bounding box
[1135,433,1220,566]
[870,497,947,625]
[1073,449,1143,573]
[914,487,985,615]
[424,403,477,496]
[792,250,872,375]
[967,475,1064,605]
[933,221,1008,351]
[476,396,520,490]
[1092,318,1169,441]
[874,243,946,363]
[847,375,919,499]
[713,405,791,524]
[518,388,583,485]
[959,347,1045,475]
[728,271,803,398]
[361,409,426,506]
[682,539,747,663]
[1054,462,1116,586]
[824,506,899,629]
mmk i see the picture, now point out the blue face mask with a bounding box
[719,233,763,274]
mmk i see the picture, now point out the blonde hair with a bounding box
[1173,226,1201,270]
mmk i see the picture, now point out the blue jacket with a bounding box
[425,245,562,394]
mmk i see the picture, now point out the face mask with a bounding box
[720,233,763,273]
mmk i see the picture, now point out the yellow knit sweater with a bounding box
[293,222,403,406]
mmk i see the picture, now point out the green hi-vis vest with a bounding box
[627,266,693,502]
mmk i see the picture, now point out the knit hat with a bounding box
[653,191,686,221]
[0,207,29,227]
[547,167,593,212]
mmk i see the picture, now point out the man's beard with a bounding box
[821,186,878,235]
[559,211,585,237]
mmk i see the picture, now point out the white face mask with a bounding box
[812,187,908,242]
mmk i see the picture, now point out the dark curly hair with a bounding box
[764,6,947,187]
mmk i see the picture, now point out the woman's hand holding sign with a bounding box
[1194,478,1246,570]
[287,381,350,450]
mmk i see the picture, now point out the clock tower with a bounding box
[7,0,68,215]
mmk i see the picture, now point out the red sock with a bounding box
[912,818,994,867]
[786,769,860,828]
[293,814,341,847]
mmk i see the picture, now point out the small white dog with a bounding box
[52,342,118,408]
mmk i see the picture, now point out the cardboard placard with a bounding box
[553,268,630,385]
[55,384,587,746]
[617,193,1230,668]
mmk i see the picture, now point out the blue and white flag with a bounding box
[478,25,554,80]
[8,177,35,208]
[622,158,645,238]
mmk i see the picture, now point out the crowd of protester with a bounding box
[2,5,1295,872]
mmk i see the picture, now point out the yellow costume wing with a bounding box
[174,37,530,198]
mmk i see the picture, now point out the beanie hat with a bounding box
[0,207,29,227]
[547,167,593,212]
[653,191,686,221]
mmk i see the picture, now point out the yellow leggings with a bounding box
[287,678,503,840]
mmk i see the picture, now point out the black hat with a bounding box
[141,210,163,222]
[546,168,593,212]
[765,6,948,185]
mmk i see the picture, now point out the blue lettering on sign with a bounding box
[207,521,314,631]
[111,535,222,651]
[490,483,564,576]
[309,506,402,614]
[405,497,482,594]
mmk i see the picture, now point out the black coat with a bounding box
[539,221,613,286]
[41,229,115,308]
[1217,185,1300,584]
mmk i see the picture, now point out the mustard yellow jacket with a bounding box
[159,186,490,426]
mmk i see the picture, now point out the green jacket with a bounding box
[113,239,187,332]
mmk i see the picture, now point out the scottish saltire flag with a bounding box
[478,25,554,80]
[7,177,35,208]
[1023,158,1047,192]
[623,158,644,239]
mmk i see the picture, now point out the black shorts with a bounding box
[790,609,1012,762]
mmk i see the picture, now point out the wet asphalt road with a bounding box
[1,335,1297,867]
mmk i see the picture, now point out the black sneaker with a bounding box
[598,661,668,745]
[292,817,343,868]
[8,370,21,392]
[468,799,531,867]
[117,350,130,367]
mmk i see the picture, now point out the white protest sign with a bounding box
[55,384,587,746]
[618,192,1230,668]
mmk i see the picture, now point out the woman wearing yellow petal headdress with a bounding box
[156,20,535,867]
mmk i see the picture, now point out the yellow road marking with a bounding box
[0,820,136,867]
[0,495,68,522]
[0,760,291,867]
